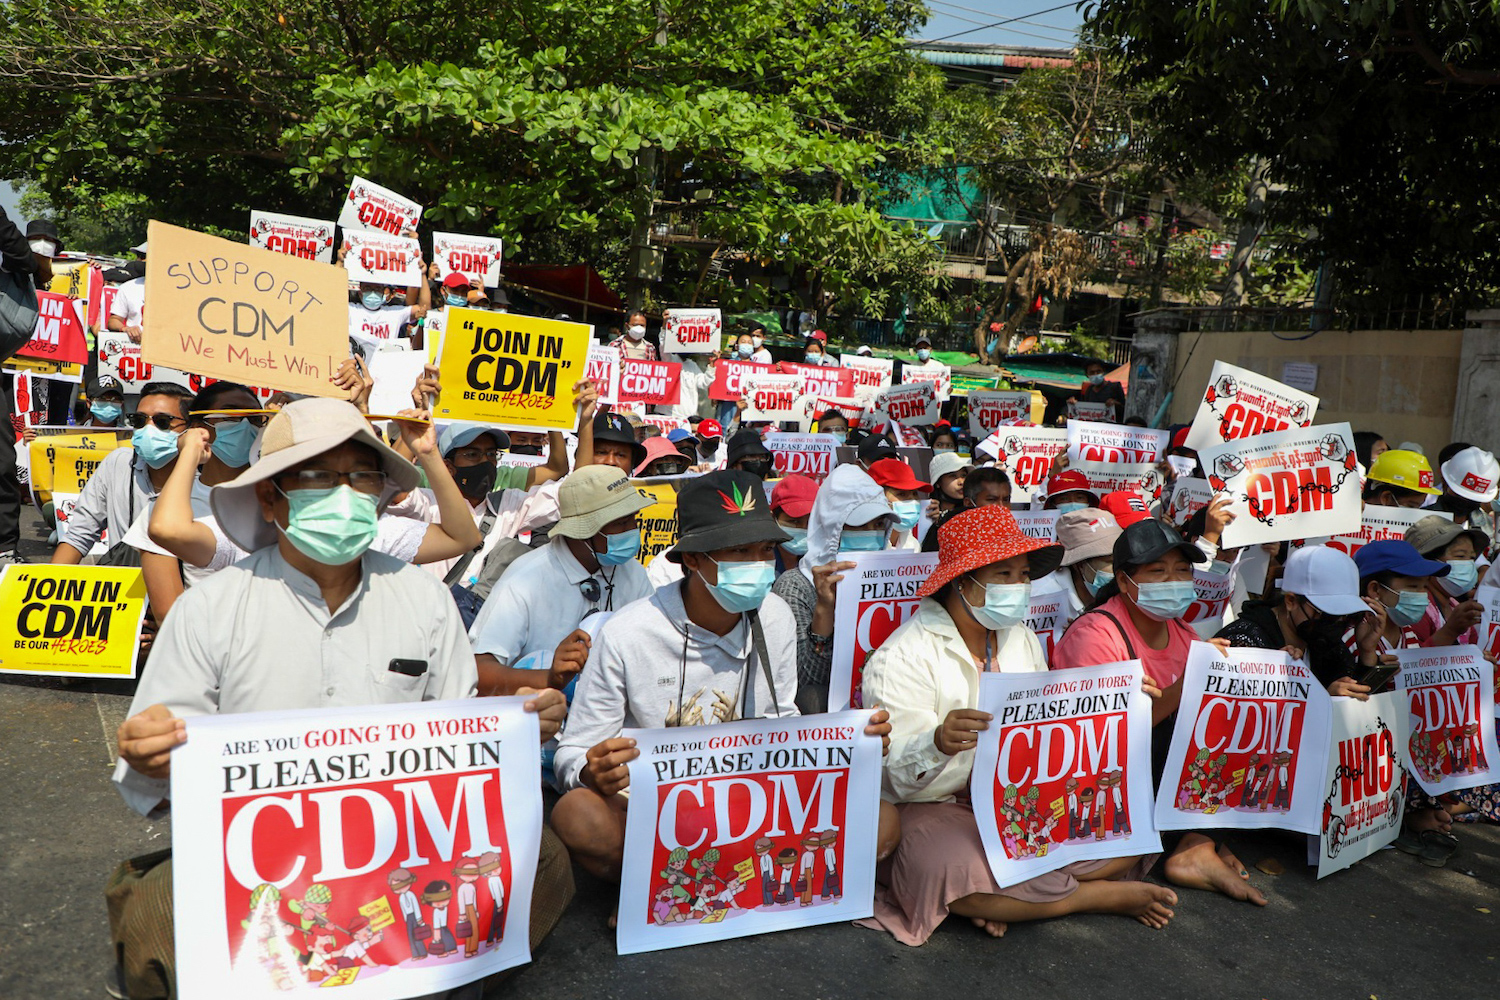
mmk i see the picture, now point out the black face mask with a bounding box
[738,459,772,480]
[452,463,496,499]
[648,461,688,477]
[1437,493,1480,518]
[508,444,543,457]
[1293,606,1354,670]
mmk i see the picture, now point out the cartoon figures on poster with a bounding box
[645,831,841,926]
[1172,747,1298,816]
[1409,720,1489,783]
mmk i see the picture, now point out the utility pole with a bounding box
[625,4,667,312]
[1219,157,1271,311]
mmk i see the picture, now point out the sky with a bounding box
[1,181,22,223]
[913,0,1082,48]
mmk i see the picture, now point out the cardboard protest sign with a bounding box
[250,211,336,264]
[339,175,423,236]
[1156,643,1332,834]
[901,364,951,401]
[1012,508,1060,543]
[1293,506,1449,560]
[635,483,680,566]
[740,374,803,423]
[1066,420,1168,465]
[142,221,349,396]
[1163,477,1214,526]
[1198,422,1360,548]
[584,345,621,406]
[1069,460,1165,505]
[708,359,773,402]
[977,427,1067,503]
[661,308,722,355]
[617,711,881,955]
[19,291,89,366]
[1315,691,1410,879]
[1395,645,1499,795]
[432,232,504,287]
[764,433,839,480]
[1185,360,1319,451]
[968,390,1034,438]
[0,565,147,678]
[97,333,193,393]
[829,552,939,710]
[344,231,424,287]
[434,308,590,430]
[871,382,939,427]
[617,359,683,407]
[1066,400,1111,422]
[171,697,541,998]
[839,355,893,396]
[777,362,854,401]
[972,661,1160,886]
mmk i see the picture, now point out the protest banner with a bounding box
[640,414,688,437]
[828,551,939,710]
[971,661,1160,886]
[661,308,722,355]
[870,381,939,427]
[1198,422,1360,548]
[1292,505,1449,559]
[431,232,504,287]
[740,374,803,423]
[344,231,424,287]
[1395,645,1499,796]
[1477,582,1500,717]
[339,175,424,236]
[617,359,683,407]
[171,697,541,998]
[708,359,774,402]
[1157,643,1332,834]
[1066,420,1168,465]
[1314,692,1410,879]
[807,396,865,426]
[1069,460,1165,505]
[839,355,893,396]
[1184,360,1319,452]
[616,711,881,955]
[142,221,349,396]
[12,371,47,429]
[1012,508,1060,543]
[18,291,89,367]
[434,308,590,430]
[1163,477,1214,526]
[27,432,126,505]
[901,364,951,401]
[249,211,336,264]
[976,427,1067,503]
[1166,454,1197,480]
[763,433,839,480]
[1024,582,1067,661]
[0,565,147,678]
[584,345,621,406]
[1066,400,1111,422]
[97,333,196,393]
[777,362,854,401]
[368,352,431,417]
[967,390,1034,438]
[636,484,680,566]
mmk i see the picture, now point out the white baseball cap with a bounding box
[1281,545,1369,617]
[1440,447,1500,504]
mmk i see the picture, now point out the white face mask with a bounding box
[29,238,58,257]
[626,324,646,341]
[752,336,763,349]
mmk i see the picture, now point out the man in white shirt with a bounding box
[386,868,427,960]
[481,851,506,948]
[107,253,147,342]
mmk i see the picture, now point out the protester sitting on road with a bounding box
[921,463,1002,553]
[1363,450,1442,508]
[1404,515,1488,645]
[768,473,820,574]
[726,428,774,481]
[869,458,929,552]
[109,397,570,1000]
[585,411,647,475]
[81,375,126,429]
[1039,507,1121,625]
[929,424,960,454]
[860,505,1174,943]
[923,450,970,524]
[1354,539,1461,653]
[635,436,691,478]
[815,408,850,446]
[1042,470,1100,513]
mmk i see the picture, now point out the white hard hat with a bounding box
[1440,447,1500,504]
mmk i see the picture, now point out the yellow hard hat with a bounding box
[1367,449,1441,495]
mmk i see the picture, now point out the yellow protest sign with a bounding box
[28,433,126,501]
[142,220,349,396]
[5,355,84,379]
[0,565,148,678]
[358,896,396,932]
[434,307,589,430]
[320,968,359,987]
[634,482,679,566]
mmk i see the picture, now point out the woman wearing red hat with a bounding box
[859,506,1176,945]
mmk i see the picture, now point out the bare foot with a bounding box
[969,916,1008,938]
[1085,880,1177,928]
[1165,834,1267,906]
[1216,843,1251,881]
[1410,806,1455,832]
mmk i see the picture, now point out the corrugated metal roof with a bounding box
[907,41,1074,69]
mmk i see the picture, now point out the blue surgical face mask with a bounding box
[738,343,754,357]
[1056,501,1087,516]
[1088,373,1105,386]
[916,348,931,362]
[1086,568,1112,596]
[703,557,775,613]
[1130,578,1197,621]
[840,529,888,552]
[277,485,379,566]
[780,526,809,555]
[829,430,847,445]
[1439,559,1479,597]
[598,528,642,566]
[964,578,1031,630]
[806,352,823,365]
[445,292,467,307]
[935,447,956,455]
[1207,559,1235,578]
[890,499,921,531]
[90,401,122,424]
[1381,583,1429,626]
[131,424,181,470]
[210,419,257,469]
[361,290,386,311]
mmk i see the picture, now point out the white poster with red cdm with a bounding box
[1156,642,1332,835]
[616,711,881,955]
[828,551,939,711]
[900,364,951,401]
[967,389,1034,438]
[870,381,940,427]
[661,308,722,355]
[1183,360,1319,452]
[763,432,839,479]
[249,211,336,264]
[1395,645,1500,796]
[343,231,424,287]
[1476,582,1500,718]
[1292,506,1450,560]
[1011,507,1060,543]
[1314,691,1411,879]
[1065,420,1168,465]
[584,345,621,405]
[740,374,807,423]
[708,359,775,402]
[339,176,423,236]
[1024,580,1067,662]
[839,354,893,396]
[170,698,542,999]
[971,661,1161,887]
[976,426,1067,504]
[778,361,855,401]
[1069,459,1165,506]
[432,233,504,287]
[1162,477,1214,526]
[1197,422,1361,549]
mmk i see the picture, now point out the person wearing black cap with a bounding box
[550,469,891,881]
[856,431,899,470]
[25,218,61,286]
[726,427,773,480]
[1054,519,1264,908]
[82,375,126,428]
[108,257,149,344]
[583,410,647,474]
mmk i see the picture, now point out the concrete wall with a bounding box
[1166,328,1465,456]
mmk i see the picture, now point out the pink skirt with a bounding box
[856,800,1158,946]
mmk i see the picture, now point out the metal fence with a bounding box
[1132,299,1466,335]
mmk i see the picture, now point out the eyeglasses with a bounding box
[127,412,186,432]
[452,448,502,463]
[198,412,269,428]
[276,469,389,495]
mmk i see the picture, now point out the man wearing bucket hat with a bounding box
[469,464,655,696]
[550,469,891,883]
[108,398,572,999]
[1045,507,1122,625]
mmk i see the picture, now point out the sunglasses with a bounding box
[127,412,186,432]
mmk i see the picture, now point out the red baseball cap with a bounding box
[1099,490,1152,528]
[1170,426,1191,450]
[1045,470,1099,503]
[770,474,820,518]
[441,271,470,290]
[807,329,828,342]
[868,458,931,492]
[697,418,724,440]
